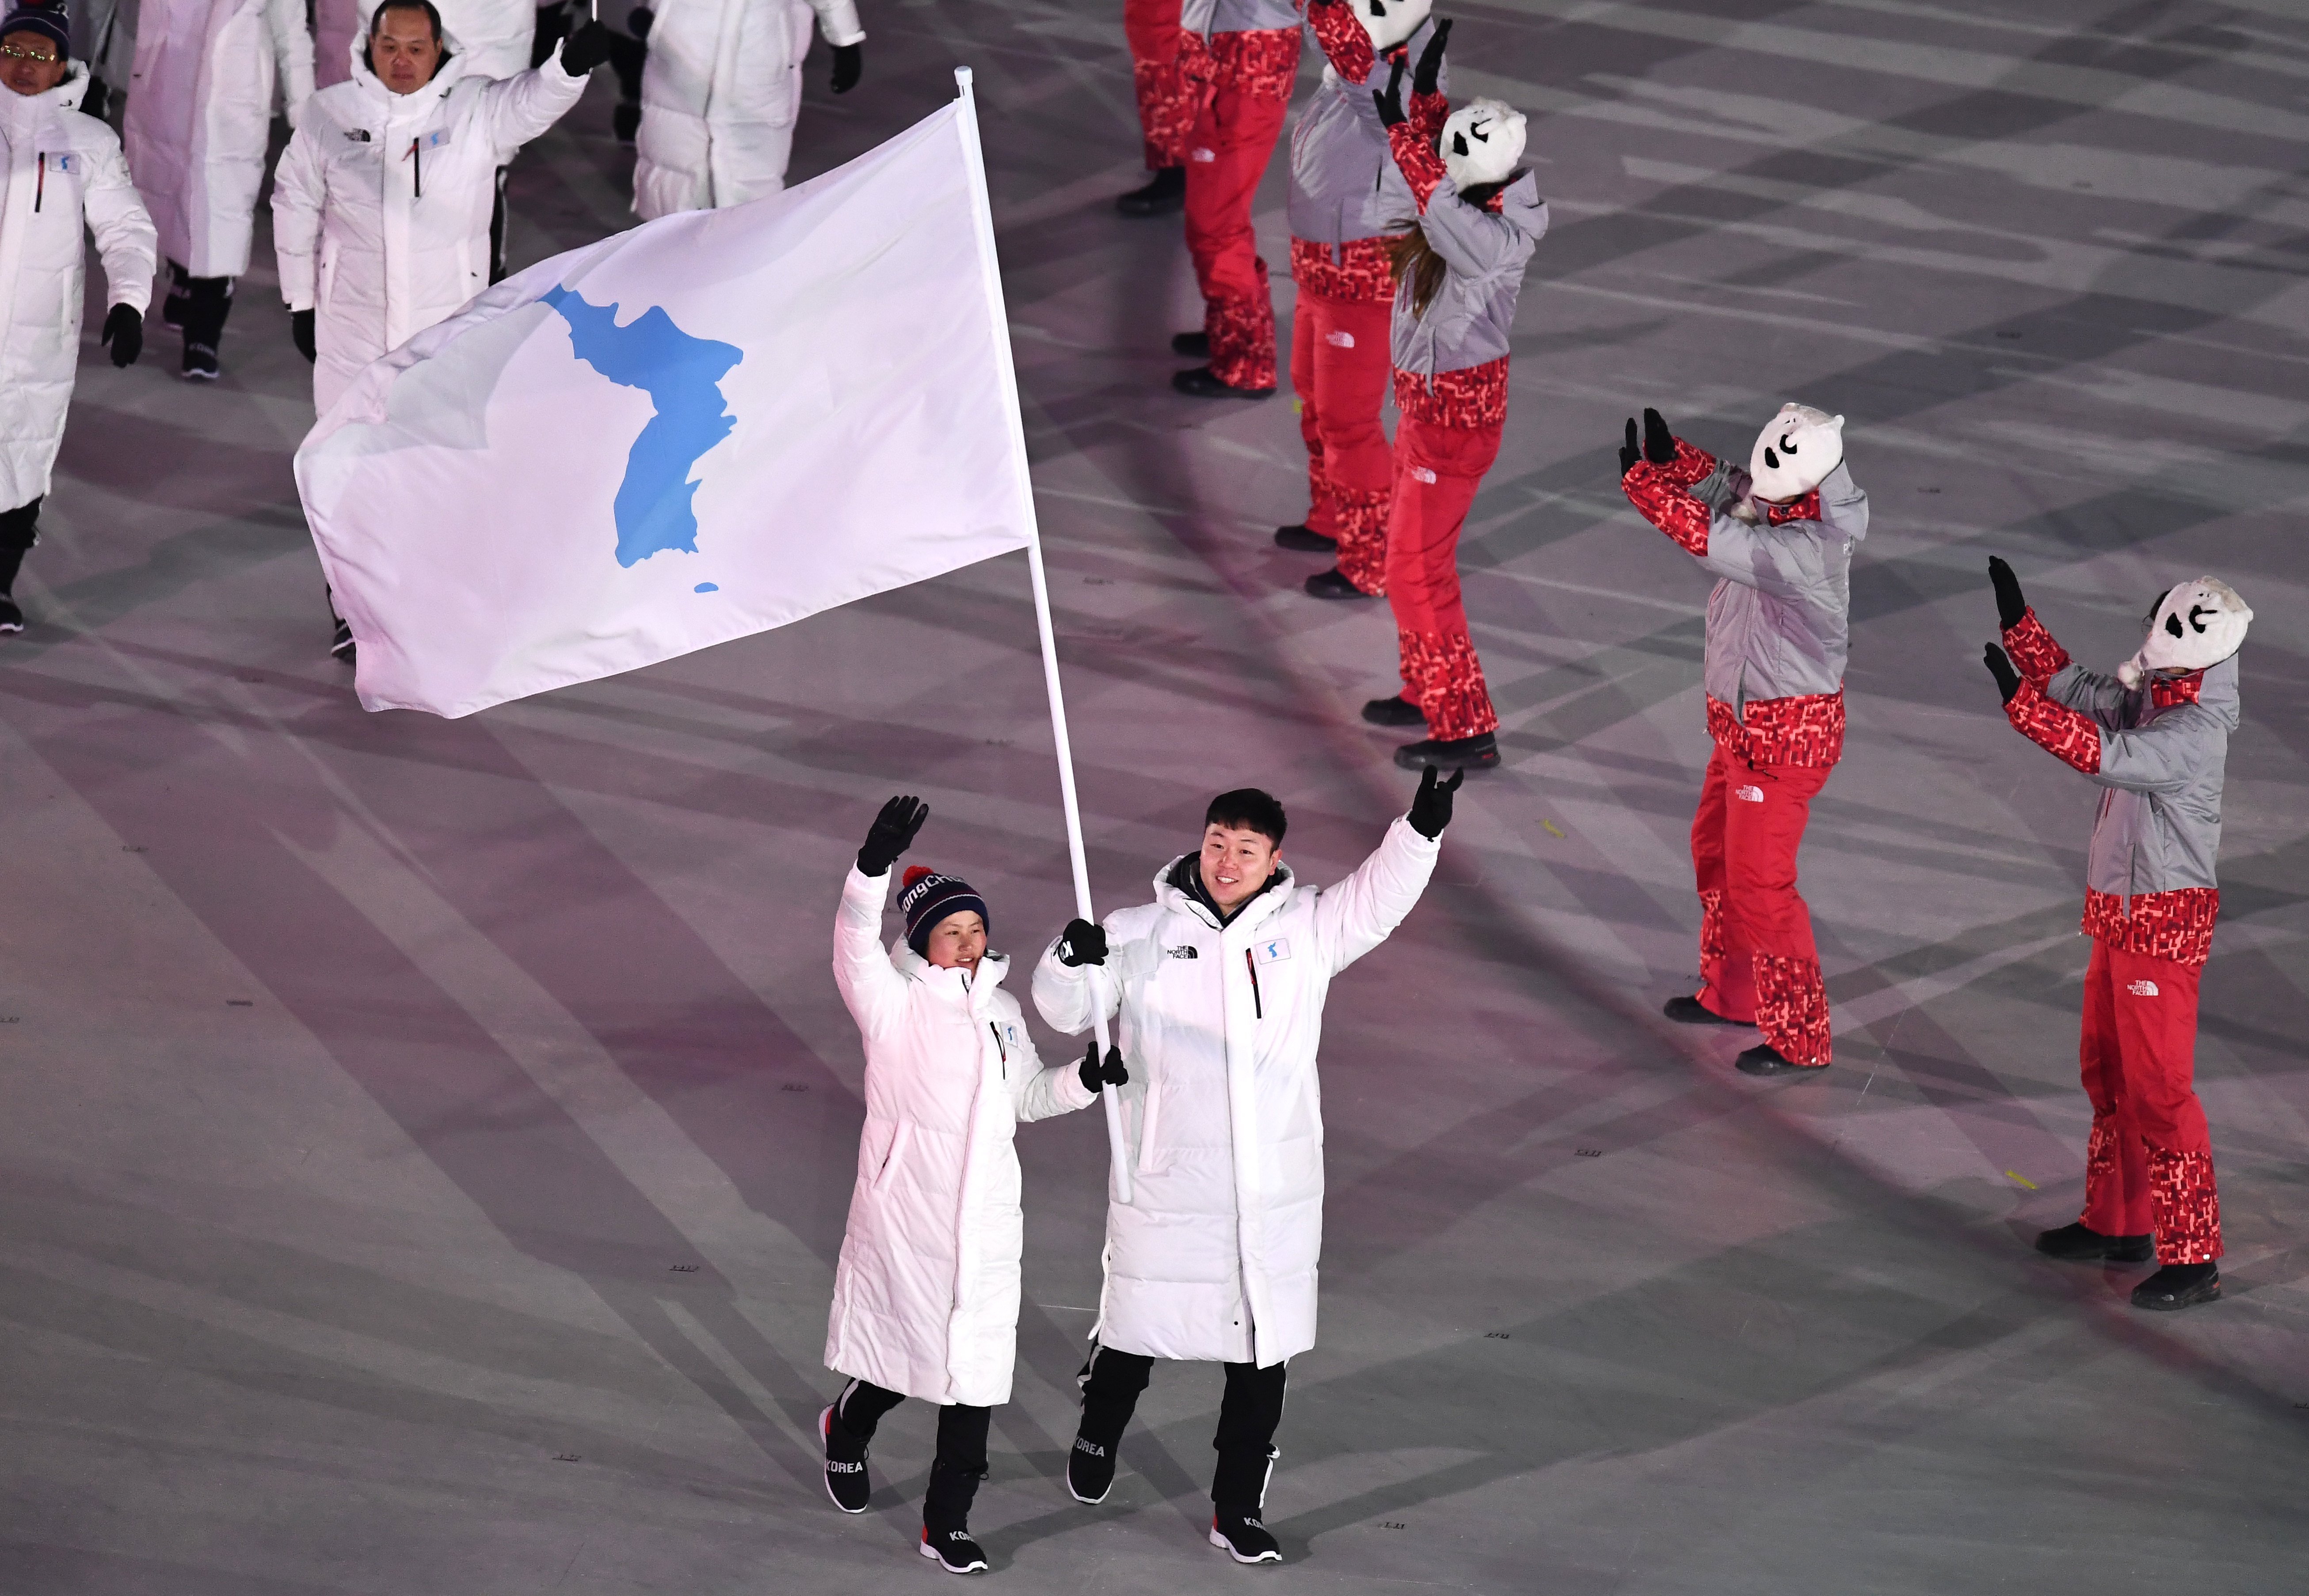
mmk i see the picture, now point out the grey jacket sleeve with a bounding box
[2044,663,2135,730]
[1418,181,1543,289]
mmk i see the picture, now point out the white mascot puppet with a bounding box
[1748,402,1845,504]
[1355,0,1428,49]
[1439,96,1524,188]
[2118,578,2252,687]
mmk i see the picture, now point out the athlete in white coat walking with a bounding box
[629,0,861,220]
[0,4,155,634]
[122,0,312,377]
[1034,772,1459,1564]
[822,796,1123,1575]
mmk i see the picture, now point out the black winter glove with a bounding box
[1983,643,2021,704]
[856,794,928,877]
[1407,765,1463,840]
[1642,407,1676,466]
[101,304,141,368]
[1056,918,1107,967]
[1372,56,1406,128]
[559,19,612,74]
[1078,1041,1128,1094]
[1988,555,2027,633]
[626,4,653,37]
[1619,417,1641,477]
[831,41,861,93]
[292,308,316,364]
[1411,16,1450,95]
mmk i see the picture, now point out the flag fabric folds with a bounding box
[295,94,1032,718]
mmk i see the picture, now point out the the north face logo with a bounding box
[1325,329,1356,348]
[1735,785,1765,802]
[2127,979,2160,997]
[1073,1437,1107,1457]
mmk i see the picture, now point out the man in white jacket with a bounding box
[823,796,1122,1575]
[0,3,156,634]
[1033,771,1460,1564]
[630,0,861,220]
[122,0,312,377]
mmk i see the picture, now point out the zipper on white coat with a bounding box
[1244,949,1263,1019]
[987,1021,1006,1079]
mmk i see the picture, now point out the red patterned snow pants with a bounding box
[1690,745,1832,1067]
[1385,414,1501,740]
[1290,287,1394,591]
[1124,0,1190,170]
[2077,939,2221,1262]
[1183,77,1290,391]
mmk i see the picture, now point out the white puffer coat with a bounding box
[271,39,587,415]
[123,0,313,277]
[631,0,862,220]
[825,865,1097,1407]
[1033,818,1438,1368]
[0,64,156,511]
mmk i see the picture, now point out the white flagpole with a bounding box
[953,67,1133,1206]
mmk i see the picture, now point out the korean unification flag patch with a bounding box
[1252,938,1291,965]
[43,152,77,173]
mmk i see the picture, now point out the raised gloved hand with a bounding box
[626,5,653,37]
[1411,16,1451,95]
[100,304,141,368]
[292,308,316,364]
[831,41,861,93]
[1078,1040,1128,1094]
[856,794,928,878]
[1056,918,1107,967]
[1642,407,1675,466]
[1407,765,1463,840]
[1619,417,1641,476]
[1983,643,2020,703]
[1373,55,1407,128]
[1988,556,2027,633]
[559,19,612,74]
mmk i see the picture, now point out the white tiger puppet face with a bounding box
[1440,99,1526,190]
[1747,403,1844,503]
[1356,0,1431,52]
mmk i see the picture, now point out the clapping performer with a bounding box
[820,797,1120,1574]
[1983,563,2249,1312]
[1619,404,1868,1075]
[1034,774,1456,1566]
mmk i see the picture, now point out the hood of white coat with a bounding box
[1151,853,1297,932]
[890,939,1010,1007]
[0,56,86,118]
[347,22,473,96]
[1747,403,1845,502]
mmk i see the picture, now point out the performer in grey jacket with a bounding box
[1985,564,2249,1312]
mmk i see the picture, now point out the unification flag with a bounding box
[296,85,1033,718]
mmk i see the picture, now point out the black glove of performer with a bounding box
[1411,16,1451,95]
[1055,918,1107,967]
[559,19,613,73]
[626,4,653,37]
[101,304,142,368]
[1407,765,1463,840]
[1983,643,2021,704]
[292,308,317,364]
[1078,1040,1128,1094]
[1618,418,1641,476]
[1372,56,1407,128]
[831,41,862,93]
[856,794,928,877]
[1642,407,1676,466]
[1988,555,2028,633]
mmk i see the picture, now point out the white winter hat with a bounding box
[1355,0,1430,52]
[1747,403,1844,502]
[2117,577,2252,686]
[1442,99,1526,190]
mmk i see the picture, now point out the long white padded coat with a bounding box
[824,865,1097,1407]
[1033,817,1438,1368]
[123,0,313,277]
[0,63,156,510]
[630,0,862,220]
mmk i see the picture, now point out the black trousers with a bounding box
[168,262,233,350]
[834,1378,991,1530]
[1078,1345,1287,1509]
[0,497,41,595]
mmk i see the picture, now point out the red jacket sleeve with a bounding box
[1410,87,1448,141]
[2000,608,2070,688]
[1619,439,1718,556]
[2006,677,2103,774]
[1387,118,1449,211]
[1307,0,1375,83]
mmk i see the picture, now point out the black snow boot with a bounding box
[1664,995,1750,1026]
[1070,1346,1150,1504]
[0,511,34,633]
[2035,1222,2153,1264]
[1274,523,1335,552]
[1362,694,1425,727]
[2131,1262,2220,1311]
[1117,166,1185,216]
[1210,1443,1281,1562]
[1394,732,1497,771]
[1303,567,1373,600]
[1736,1042,1825,1076]
[819,1402,871,1513]
[1210,1509,1282,1564]
[1171,330,1211,357]
[920,1461,990,1573]
[161,262,190,329]
[1172,364,1275,400]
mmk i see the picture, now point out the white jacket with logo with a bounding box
[825,865,1097,1407]
[271,39,587,415]
[0,64,156,510]
[631,0,862,220]
[1033,818,1439,1368]
[124,0,313,276]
